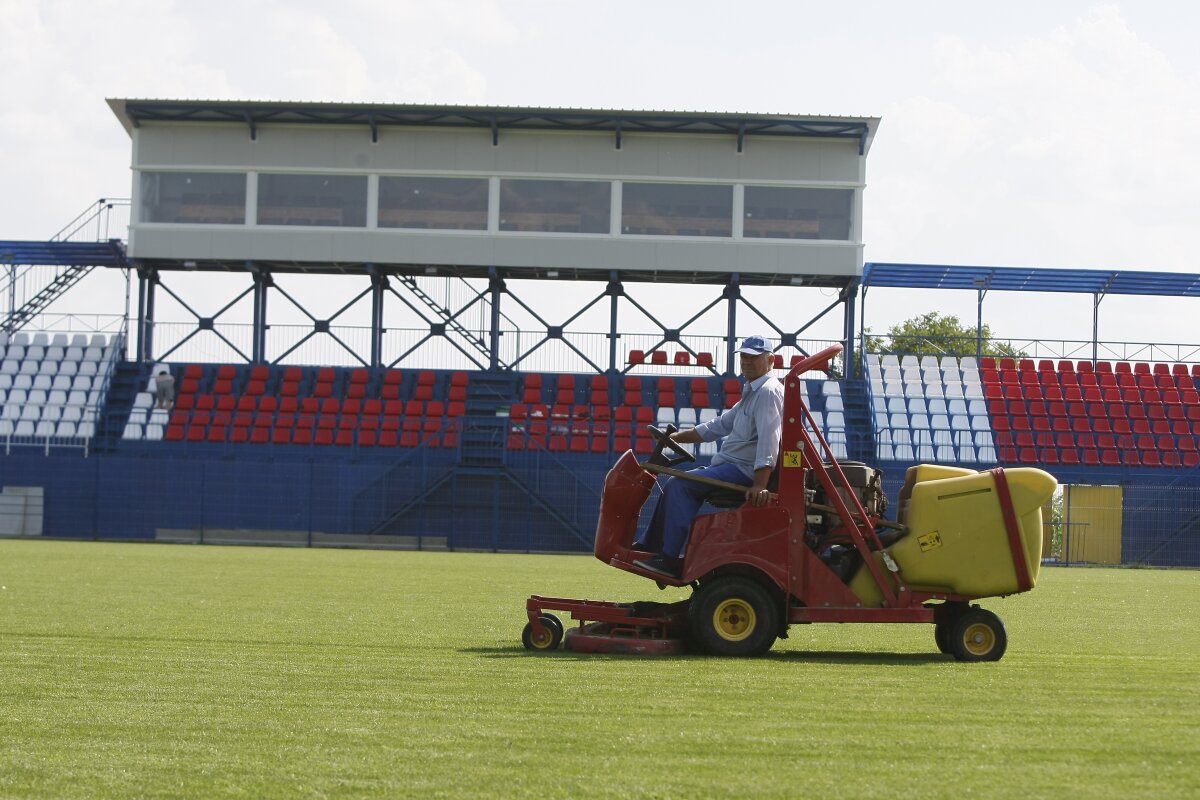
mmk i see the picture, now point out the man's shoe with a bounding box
[633,556,681,579]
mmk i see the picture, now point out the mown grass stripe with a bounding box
[0,540,1196,799]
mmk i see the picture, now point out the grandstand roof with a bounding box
[862,263,1200,297]
[106,99,879,154]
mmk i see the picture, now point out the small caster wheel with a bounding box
[522,613,564,651]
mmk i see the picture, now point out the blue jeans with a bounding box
[636,462,751,558]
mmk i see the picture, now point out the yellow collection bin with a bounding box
[850,467,1057,606]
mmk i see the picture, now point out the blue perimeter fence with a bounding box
[1,443,1198,567]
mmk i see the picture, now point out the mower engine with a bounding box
[805,461,890,579]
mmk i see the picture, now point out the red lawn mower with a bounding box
[523,344,1056,661]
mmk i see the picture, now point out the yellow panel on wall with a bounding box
[1063,485,1123,565]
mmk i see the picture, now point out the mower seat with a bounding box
[706,469,779,508]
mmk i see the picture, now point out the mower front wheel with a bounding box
[522,613,564,652]
[688,576,779,657]
[948,608,1007,662]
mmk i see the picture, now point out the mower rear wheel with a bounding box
[948,608,1007,662]
[522,613,564,652]
[934,622,952,654]
[688,577,779,657]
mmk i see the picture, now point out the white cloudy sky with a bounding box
[1,0,1198,349]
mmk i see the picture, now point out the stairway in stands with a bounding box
[96,361,145,450]
[839,377,876,463]
[459,371,517,467]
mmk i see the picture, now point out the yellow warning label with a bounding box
[782,451,803,468]
[917,531,943,552]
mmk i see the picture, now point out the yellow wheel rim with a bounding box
[713,598,757,642]
[530,625,554,649]
[962,623,996,656]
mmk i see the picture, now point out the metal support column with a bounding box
[251,263,271,364]
[725,273,741,376]
[6,264,15,333]
[136,266,158,363]
[857,284,868,378]
[976,287,986,362]
[842,279,858,378]
[607,271,622,374]
[1090,277,1114,366]
[488,267,505,371]
[369,267,387,369]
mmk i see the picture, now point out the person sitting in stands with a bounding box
[155,370,175,410]
[633,334,784,578]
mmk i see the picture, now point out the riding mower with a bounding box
[523,344,1056,661]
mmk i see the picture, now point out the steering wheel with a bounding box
[644,424,697,468]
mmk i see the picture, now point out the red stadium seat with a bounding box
[623,377,643,406]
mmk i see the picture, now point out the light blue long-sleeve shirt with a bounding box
[693,372,784,480]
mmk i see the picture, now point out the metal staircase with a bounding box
[0,199,130,334]
[397,275,496,365]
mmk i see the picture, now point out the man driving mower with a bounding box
[632,334,784,578]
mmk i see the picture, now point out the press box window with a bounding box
[622,183,732,237]
[743,186,853,240]
[139,172,246,225]
[257,174,367,227]
[499,179,610,233]
[378,177,489,230]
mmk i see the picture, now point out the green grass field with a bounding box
[1,540,1197,799]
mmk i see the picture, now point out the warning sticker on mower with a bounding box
[783,451,803,468]
[918,531,943,552]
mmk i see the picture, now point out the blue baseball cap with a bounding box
[737,335,773,355]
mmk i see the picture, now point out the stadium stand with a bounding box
[864,353,1200,469]
[141,364,466,449]
[0,331,119,451]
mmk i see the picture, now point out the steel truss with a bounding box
[131,264,858,374]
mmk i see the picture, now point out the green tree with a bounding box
[865,311,1026,359]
